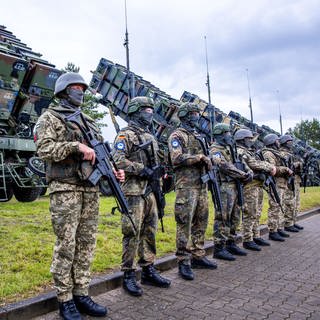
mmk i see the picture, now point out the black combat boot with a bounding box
[226,240,247,256]
[73,295,107,317]
[178,261,194,280]
[269,231,285,242]
[123,270,143,296]
[59,300,82,320]
[243,241,261,251]
[191,256,217,269]
[213,244,236,261]
[141,264,171,288]
[285,225,299,232]
[253,237,270,246]
[294,223,304,230]
[277,229,290,238]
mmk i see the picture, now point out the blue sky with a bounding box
[1,0,319,138]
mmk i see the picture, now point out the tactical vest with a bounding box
[174,128,205,189]
[45,103,100,185]
[119,124,159,195]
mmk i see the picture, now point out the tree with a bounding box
[288,118,320,149]
[60,62,108,127]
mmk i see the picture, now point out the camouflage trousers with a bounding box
[121,192,157,271]
[267,184,286,232]
[294,180,301,223]
[253,186,264,238]
[214,182,240,245]
[242,184,260,242]
[174,187,208,264]
[50,190,99,302]
[284,187,296,227]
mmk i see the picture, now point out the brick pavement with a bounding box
[33,215,320,320]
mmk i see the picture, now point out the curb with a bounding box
[1,207,319,320]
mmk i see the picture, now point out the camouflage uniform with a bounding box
[168,127,208,264]
[209,143,249,245]
[254,186,265,239]
[262,147,291,232]
[280,147,296,228]
[113,122,159,271]
[237,146,274,242]
[35,102,101,302]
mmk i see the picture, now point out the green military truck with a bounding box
[0,25,61,201]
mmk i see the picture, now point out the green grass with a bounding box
[0,187,319,305]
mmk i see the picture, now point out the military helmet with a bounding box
[263,133,279,146]
[212,123,230,135]
[127,96,154,114]
[279,134,293,145]
[177,102,200,118]
[234,129,253,141]
[54,72,88,96]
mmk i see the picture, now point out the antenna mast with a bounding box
[246,68,253,127]
[277,90,283,135]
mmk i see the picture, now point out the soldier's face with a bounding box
[141,107,153,114]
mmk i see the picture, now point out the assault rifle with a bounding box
[284,154,295,196]
[228,144,245,211]
[302,153,310,193]
[139,140,166,232]
[65,109,136,232]
[195,135,222,212]
[256,151,284,214]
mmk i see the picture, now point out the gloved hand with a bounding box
[243,172,253,183]
[139,167,154,179]
[253,173,266,182]
[200,155,213,171]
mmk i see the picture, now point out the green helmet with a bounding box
[279,134,293,145]
[177,103,200,118]
[54,72,88,96]
[127,96,154,114]
[212,123,230,135]
[263,133,279,146]
[234,129,253,141]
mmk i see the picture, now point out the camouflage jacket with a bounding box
[112,122,159,196]
[261,147,291,187]
[209,142,249,183]
[237,145,274,187]
[35,102,101,193]
[168,127,207,189]
[280,147,303,183]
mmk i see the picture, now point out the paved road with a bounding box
[34,215,320,320]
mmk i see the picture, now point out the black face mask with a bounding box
[66,88,84,106]
[216,132,233,146]
[139,110,153,126]
[187,114,200,127]
[244,138,254,148]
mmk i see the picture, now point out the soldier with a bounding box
[35,72,119,320]
[280,135,301,232]
[210,123,252,261]
[262,134,293,241]
[168,103,217,281]
[234,129,276,251]
[113,96,171,297]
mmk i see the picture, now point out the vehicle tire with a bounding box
[28,157,46,177]
[13,185,41,202]
[0,184,14,202]
[40,187,47,196]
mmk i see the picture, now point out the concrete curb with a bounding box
[1,207,319,320]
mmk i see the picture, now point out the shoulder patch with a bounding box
[212,152,222,158]
[115,141,125,151]
[171,139,180,148]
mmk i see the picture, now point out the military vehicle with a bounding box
[0,25,61,201]
[89,57,320,188]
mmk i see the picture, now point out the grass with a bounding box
[0,187,319,306]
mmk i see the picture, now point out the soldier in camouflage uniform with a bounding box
[234,129,276,251]
[262,134,293,242]
[280,135,301,233]
[35,73,118,320]
[113,96,171,297]
[168,103,217,281]
[210,124,252,261]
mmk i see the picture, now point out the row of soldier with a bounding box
[35,73,304,320]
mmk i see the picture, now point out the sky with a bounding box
[1,0,319,139]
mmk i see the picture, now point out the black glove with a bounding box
[139,167,154,179]
[243,172,253,183]
[253,173,266,182]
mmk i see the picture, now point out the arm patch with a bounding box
[171,139,180,148]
